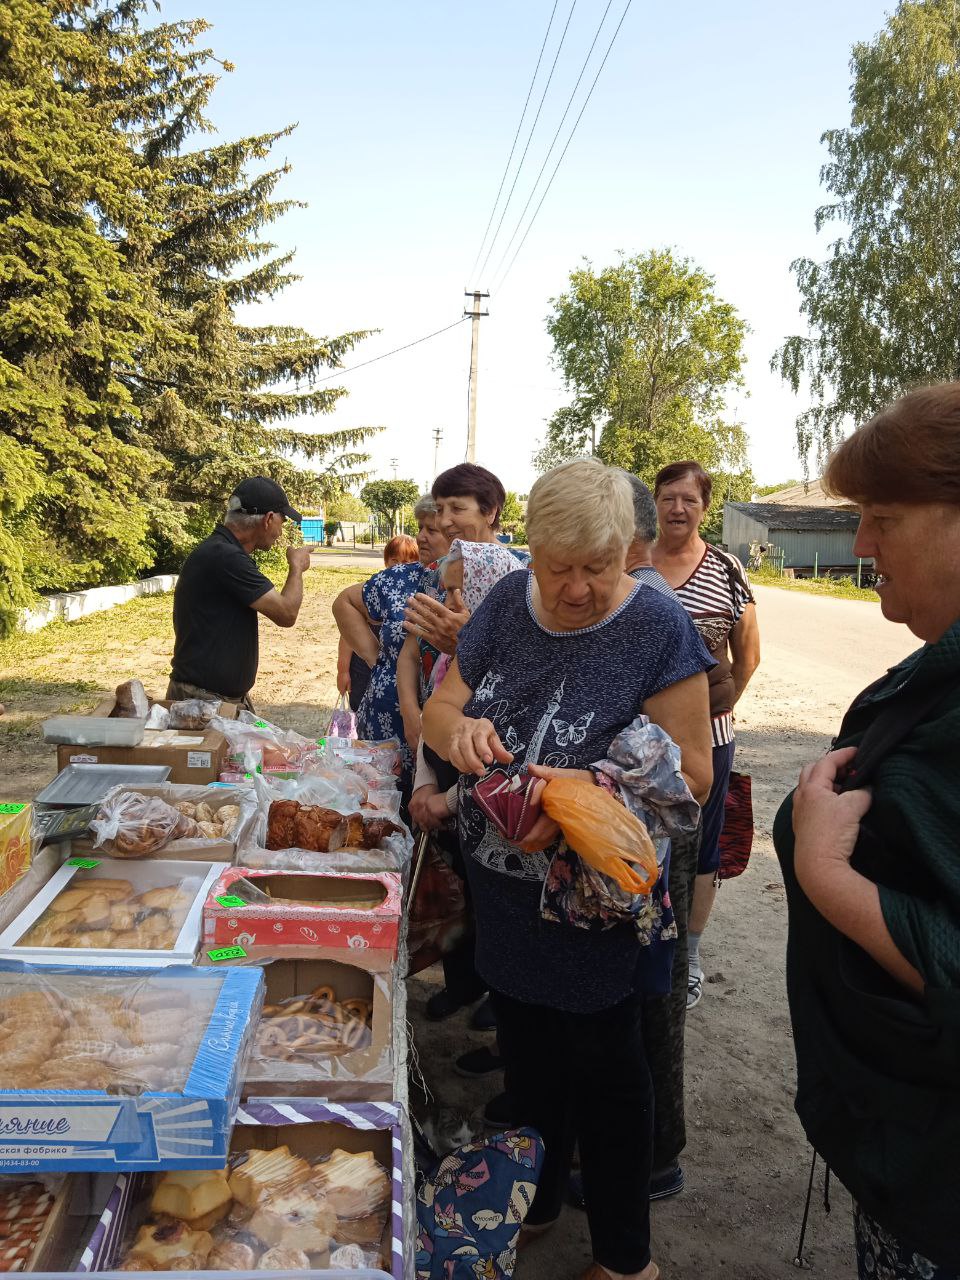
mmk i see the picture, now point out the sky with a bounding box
[160,0,894,495]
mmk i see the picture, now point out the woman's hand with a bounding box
[403,590,471,655]
[792,747,872,897]
[336,669,351,696]
[449,717,513,775]
[409,785,450,832]
[516,765,595,852]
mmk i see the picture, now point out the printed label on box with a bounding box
[69,754,98,764]
[187,751,212,769]
[0,1104,123,1144]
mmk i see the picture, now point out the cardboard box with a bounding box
[70,782,256,863]
[0,962,263,1172]
[57,727,227,786]
[202,867,402,968]
[0,856,228,966]
[242,957,393,1101]
[80,1101,402,1277]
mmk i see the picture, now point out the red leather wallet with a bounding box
[471,769,542,844]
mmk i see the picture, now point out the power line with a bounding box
[493,0,634,294]
[466,0,560,284]
[488,0,616,288]
[474,0,579,285]
[316,317,468,382]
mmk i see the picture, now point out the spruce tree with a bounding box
[71,3,378,568]
[0,0,160,631]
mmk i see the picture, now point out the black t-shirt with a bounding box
[171,525,275,698]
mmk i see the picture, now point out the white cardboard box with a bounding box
[0,856,228,966]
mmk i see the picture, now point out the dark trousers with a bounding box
[491,988,653,1274]
[642,822,701,1170]
[439,838,486,1005]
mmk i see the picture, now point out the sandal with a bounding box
[686,966,704,1010]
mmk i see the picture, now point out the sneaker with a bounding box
[482,1092,519,1130]
[687,966,704,1010]
[454,1047,504,1079]
[470,996,497,1031]
[649,1164,685,1200]
[425,989,472,1022]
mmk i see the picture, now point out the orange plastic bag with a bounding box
[541,777,658,894]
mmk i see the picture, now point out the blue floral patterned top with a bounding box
[356,562,430,769]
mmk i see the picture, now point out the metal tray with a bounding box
[35,763,171,808]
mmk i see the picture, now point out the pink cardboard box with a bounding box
[202,866,401,969]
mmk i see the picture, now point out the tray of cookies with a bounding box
[0,1175,76,1272]
[0,961,263,1172]
[82,1101,401,1276]
[242,959,393,1101]
[0,858,229,966]
[202,869,402,969]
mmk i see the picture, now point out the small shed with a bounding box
[722,502,864,572]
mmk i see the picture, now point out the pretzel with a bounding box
[311,985,336,1003]
[342,998,372,1026]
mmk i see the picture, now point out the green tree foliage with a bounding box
[361,480,419,537]
[325,491,370,522]
[773,1,960,463]
[0,0,378,632]
[68,2,379,569]
[500,491,526,543]
[0,0,161,632]
[534,251,751,490]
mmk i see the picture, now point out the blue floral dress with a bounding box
[357,562,430,770]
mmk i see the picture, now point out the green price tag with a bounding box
[0,804,26,815]
[207,945,247,962]
[215,894,246,909]
[66,857,100,869]
[252,719,267,728]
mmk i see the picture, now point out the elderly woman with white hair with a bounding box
[423,460,714,1280]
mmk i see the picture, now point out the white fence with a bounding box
[21,574,178,633]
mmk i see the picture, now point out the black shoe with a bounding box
[482,1092,518,1130]
[454,1047,504,1079]
[470,996,497,1031]
[425,989,469,1022]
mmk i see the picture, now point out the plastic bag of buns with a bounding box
[168,698,221,731]
[114,679,149,719]
[90,792,199,857]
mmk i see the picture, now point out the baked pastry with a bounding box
[126,1222,213,1268]
[196,822,220,839]
[342,813,365,847]
[250,1186,336,1252]
[207,1241,256,1270]
[151,1169,232,1230]
[195,802,215,824]
[311,1150,390,1218]
[175,802,197,819]
[140,887,192,910]
[114,679,149,719]
[167,1253,212,1270]
[117,1258,152,1271]
[257,1246,310,1269]
[228,1146,311,1207]
[333,1211,387,1246]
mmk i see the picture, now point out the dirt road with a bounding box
[410,583,918,1280]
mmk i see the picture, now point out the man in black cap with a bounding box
[167,477,313,708]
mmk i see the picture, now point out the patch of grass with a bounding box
[749,566,879,602]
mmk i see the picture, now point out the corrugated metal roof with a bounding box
[726,502,860,531]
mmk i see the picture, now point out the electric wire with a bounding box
[474,0,579,285]
[492,0,634,294]
[316,317,468,382]
[487,0,616,288]
[466,0,560,285]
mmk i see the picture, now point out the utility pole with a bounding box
[464,290,489,463]
[389,457,398,479]
[432,427,443,480]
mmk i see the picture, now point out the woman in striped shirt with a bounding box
[651,461,761,1010]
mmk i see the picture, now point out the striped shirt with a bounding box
[671,545,753,746]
